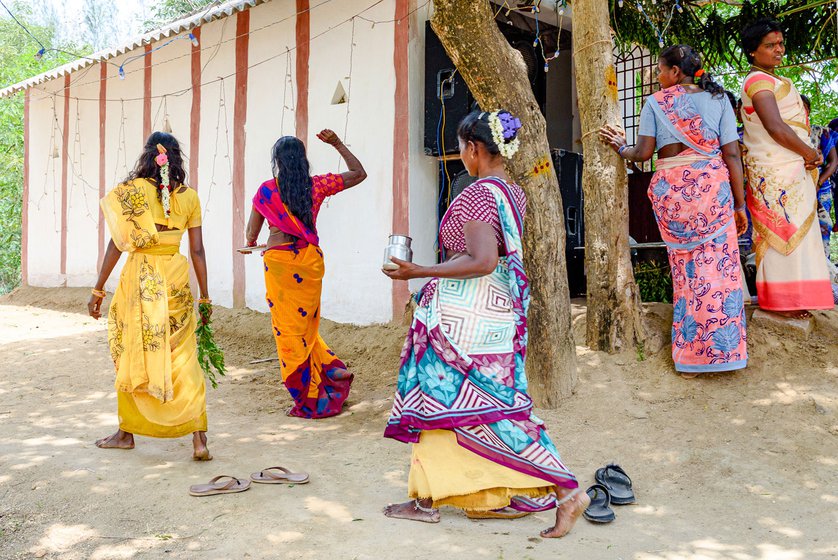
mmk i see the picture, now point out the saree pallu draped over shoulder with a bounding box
[741,71,834,311]
[384,178,578,514]
[253,178,352,419]
[100,179,206,437]
[647,86,748,373]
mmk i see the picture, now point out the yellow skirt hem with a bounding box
[409,485,555,512]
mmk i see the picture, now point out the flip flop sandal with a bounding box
[595,464,636,505]
[465,507,531,520]
[250,466,310,485]
[582,484,615,523]
[188,475,251,497]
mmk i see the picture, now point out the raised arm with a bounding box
[316,129,367,188]
[752,91,821,169]
[87,239,123,319]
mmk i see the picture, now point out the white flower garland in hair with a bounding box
[488,111,521,159]
[155,144,172,218]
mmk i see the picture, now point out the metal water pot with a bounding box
[382,234,413,270]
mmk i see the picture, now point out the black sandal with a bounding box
[595,463,636,505]
[582,484,615,523]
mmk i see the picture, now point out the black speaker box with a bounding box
[424,21,547,156]
[552,149,586,296]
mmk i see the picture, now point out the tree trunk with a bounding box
[431,0,577,405]
[571,0,646,352]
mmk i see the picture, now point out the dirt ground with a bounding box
[0,287,836,560]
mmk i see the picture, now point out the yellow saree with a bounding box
[100,178,207,437]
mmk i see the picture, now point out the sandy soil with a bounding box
[0,287,836,560]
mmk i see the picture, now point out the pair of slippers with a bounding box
[583,464,635,523]
[188,466,310,497]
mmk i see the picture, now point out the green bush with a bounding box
[633,259,673,303]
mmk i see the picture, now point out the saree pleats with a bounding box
[263,245,352,419]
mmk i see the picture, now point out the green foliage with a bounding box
[0,12,80,294]
[610,0,838,68]
[633,259,673,303]
[609,0,838,136]
[143,0,218,32]
[195,303,226,389]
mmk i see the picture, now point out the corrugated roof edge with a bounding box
[0,0,267,98]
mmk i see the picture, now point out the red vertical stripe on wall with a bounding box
[295,0,310,141]
[190,27,201,189]
[22,88,30,285]
[232,11,250,307]
[98,62,107,269]
[143,44,152,139]
[61,74,70,278]
[391,0,410,319]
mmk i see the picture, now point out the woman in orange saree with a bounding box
[87,132,212,460]
[245,129,367,418]
[740,19,833,316]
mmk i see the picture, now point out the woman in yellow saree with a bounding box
[740,19,834,316]
[88,132,212,460]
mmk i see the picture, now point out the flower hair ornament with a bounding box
[487,111,522,159]
[155,144,172,218]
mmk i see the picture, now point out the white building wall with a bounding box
[27,81,64,287]
[243,0,299,312]
[64,68,101,287]
[21,0,454,325]
[100,51,148,292]
[307,0,396,324]
[196,14,238,309]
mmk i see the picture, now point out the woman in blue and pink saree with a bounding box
[600,45,749,377]
[382,110,586,539]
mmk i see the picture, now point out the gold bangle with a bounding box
[197,297,212,304]
[91,288,106,298]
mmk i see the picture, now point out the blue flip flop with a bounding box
[582,484,615,523]
[595,463,636,505]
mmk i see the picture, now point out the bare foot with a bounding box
[678,371,701,379]
[540,491,590,538]
[383,499,440,523]
[771,309,813,320]
[192,431,212,461]
[95,430,134,450]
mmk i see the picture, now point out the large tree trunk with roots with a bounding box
[571,0,646,352]
[431,0,577,404]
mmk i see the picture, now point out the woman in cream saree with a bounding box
[740,19,833,315]
[88,132,212,460]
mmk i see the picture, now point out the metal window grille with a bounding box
[615,45,658,171]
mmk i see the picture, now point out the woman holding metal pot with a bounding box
[381,109,586,539]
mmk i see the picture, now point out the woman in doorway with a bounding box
[599,45,749,377]
[88,132,211,460]
[381,109,586,538]
[738,18,833,316]
[244,130,367,419]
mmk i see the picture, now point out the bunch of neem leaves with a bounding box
[196,303,226,389]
